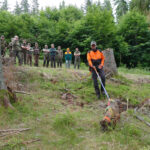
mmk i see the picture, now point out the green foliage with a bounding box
[0,1,149,68]
[130,0,150,15]
[117,11,150,68]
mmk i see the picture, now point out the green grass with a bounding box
[0,64,150,150]
[118,67,150,75]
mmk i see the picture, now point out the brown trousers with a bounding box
[27,54,32,66]
[34,55,39,67]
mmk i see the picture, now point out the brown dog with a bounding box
[100,99,122,131]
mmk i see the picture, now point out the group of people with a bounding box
[0,35,81,69]
[0,34,106,99]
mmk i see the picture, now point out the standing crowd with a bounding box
[1,35,106,99]
[0,35,81,69]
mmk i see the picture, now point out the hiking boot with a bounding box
[97,94,101,100]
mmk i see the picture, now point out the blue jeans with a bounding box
[66,60,71,68]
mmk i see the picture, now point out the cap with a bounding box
[91,41,96,46]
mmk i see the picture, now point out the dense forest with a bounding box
[0,0,150,68]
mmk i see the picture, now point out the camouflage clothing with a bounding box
[57,49,63,68]
[33,47,40,67]
[21,43,27,65]
[12,40,23,65]
[43,48,50,67]
[0,39,7,57]
[8,42,13,57]
[27,47,33,66]
[74,50,81,69]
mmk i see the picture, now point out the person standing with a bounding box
[0,35,7,57]
[65,48,72,69]
[87,41,106,99]
[49,44,57,68]
[27,43,33,66]
[57,46,63,68]
[43,45,50,67]
[33,42,40,67]
[12,36,23,66]
[8,38,14,57]
[21,40,28,65]
[74,48,81,69]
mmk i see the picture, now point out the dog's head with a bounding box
[100,119,111,131]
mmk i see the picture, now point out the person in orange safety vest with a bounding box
[87,41,106,99]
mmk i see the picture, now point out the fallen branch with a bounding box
[14,91,31,95]
[0,131,20,138]
[0,128,31,133]
[22,139,40,145]
[0,139,40,148]
[135,115,150,127]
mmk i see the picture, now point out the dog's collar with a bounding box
[104,116,111,123]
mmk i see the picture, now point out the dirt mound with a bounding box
[61,92,84,107]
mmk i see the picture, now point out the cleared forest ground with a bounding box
[0,65,150,150]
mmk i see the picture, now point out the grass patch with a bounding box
[118,67,150,75]
[1,65,150,150]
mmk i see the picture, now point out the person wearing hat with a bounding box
[87,41,106,99]
[0,35,7,57]
[65,48,72,69]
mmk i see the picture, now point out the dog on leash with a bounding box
[100,99,123,131]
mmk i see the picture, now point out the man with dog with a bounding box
[87,41,106,99]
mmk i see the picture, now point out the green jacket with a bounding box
[65,51,72,61]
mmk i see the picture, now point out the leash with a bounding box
[94,68,110,100]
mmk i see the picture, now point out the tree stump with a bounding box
[0,42,17,108]
[103,48,118,77]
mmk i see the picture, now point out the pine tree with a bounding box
[1,0,8,11]
[32,0,39,15]
[114,0,128,19]
[130,0,150,14]
[21,0,30,13]
[14,1,22,15]
[59,0,65,9]
[103,0,112,11]
[85,0,92,12]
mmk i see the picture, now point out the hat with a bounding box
[91,41,96,46]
